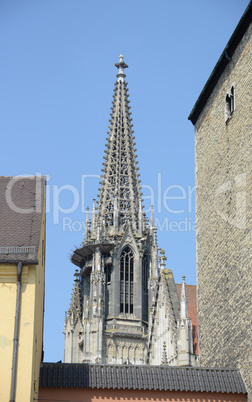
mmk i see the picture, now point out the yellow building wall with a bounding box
[0,202,45,401]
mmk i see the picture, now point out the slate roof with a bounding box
[0,176,46,262]
[40,363,247,394]
[176,284,199,355]
[188,1,252,125]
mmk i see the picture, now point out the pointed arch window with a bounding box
[142,253,149,322]
[120,246,134,314]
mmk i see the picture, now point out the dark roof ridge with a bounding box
[188,1,252,125]
[41,361,242,371]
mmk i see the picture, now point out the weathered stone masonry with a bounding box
[190,8,251,399]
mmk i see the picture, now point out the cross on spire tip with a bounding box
[115,54,128,81]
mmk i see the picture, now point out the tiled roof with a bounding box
[0,176,46,262]
[40,363,247,394]
[176,284,199,355]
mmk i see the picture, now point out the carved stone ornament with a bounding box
[124,236,133,244]
[90,271,105,285]
[148,276,159,290]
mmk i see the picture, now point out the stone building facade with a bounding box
[189,2,252,398]
[64,56,198,367]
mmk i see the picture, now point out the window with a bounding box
[225,86,235,122]
[120,246,134,314]
[142,254,149,322]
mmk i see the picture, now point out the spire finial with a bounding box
[181,275,187,300]
[159,248,167,269]
[92,199,96,230]
[180,275,188,319]
[86,207,89,223]
[115,54,128,81]
[150,205,154,230]
[85,206,90,241]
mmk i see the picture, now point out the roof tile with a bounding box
[0,176,46,262]
[40,363,247,395]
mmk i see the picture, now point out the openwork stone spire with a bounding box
[96,55,142,231]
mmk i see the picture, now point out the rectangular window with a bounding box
[225,86,235,122]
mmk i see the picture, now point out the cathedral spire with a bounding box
[97,55,142,233]
[67,56,198,368]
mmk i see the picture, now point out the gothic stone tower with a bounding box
[188,3,251,396]
[64,56,197,366]
[64,55,159,365]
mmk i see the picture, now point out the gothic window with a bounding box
[104,262,112,318]
[120,246,134,314]
[225,86,235,122]
[142,254,149,322]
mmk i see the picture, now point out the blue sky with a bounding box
[0,0,249,362]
